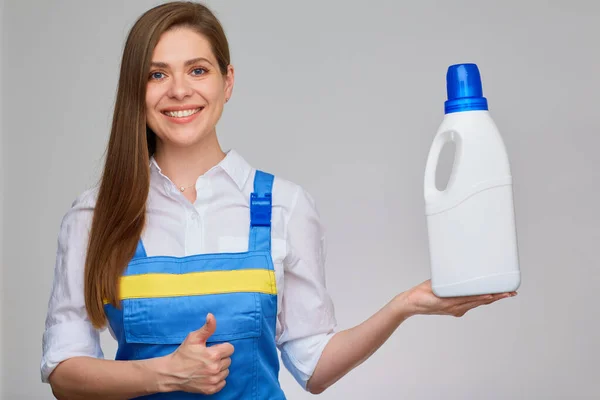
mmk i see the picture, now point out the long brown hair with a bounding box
[85,1,231,328]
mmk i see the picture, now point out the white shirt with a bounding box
[41,149,337,389]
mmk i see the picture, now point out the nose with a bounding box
[167,75,193,100]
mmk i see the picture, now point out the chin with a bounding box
[167,130,213,148]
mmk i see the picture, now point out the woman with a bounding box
[41,2,516,399]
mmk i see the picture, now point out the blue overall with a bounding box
[105,171,286,399]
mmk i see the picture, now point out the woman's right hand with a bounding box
[159,313,234,395]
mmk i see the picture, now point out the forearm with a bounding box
[306,292,412,394]
[49,356,169,400]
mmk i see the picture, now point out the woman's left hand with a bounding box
[399,279,517,318]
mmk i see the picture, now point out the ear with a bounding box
[224,64,235,102]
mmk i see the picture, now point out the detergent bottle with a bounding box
[424,63,521,297]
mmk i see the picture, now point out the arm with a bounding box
[305,293,409,394]
[44,196,163,399]
[43,194,231,398]
[278,186,516,394]
[306,281,516,394]
[49,357,166,400]
[49,315,232,399]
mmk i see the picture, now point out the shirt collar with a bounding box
[219,149,252,190]
[149,148,251,192]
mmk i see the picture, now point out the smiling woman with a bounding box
[40,2,515,399]
[146,29,233,157]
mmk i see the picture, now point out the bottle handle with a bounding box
[424,129,461,205]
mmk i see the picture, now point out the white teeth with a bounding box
[164,108,202,118]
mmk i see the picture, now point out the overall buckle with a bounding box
[250,193,272,226]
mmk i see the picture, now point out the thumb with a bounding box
[192,313,216,345]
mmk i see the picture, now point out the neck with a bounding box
[153,132,226,188]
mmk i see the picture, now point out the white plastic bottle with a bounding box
[424,63,521,297]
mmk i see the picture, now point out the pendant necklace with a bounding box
[178,183,195,192]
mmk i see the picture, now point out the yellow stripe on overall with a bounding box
[119,268,277,300]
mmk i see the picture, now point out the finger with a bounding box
[453,294,509,315]
[490,292,515,301]
[462,293,496,302]
[210,342,235,358]
[452,291,514,305]
[190,313,217,345]
[441,295,489,311]
[449,297,493,315]
[467,295,504,307]
[210,379,226,394]
[449,291,516,316]
[206,371,228,393]
[220,357,232,371]
[215,367,230,381]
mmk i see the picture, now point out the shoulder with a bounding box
[73,185,99,209]
[231,150,315,209]
[58,185,99,235]
[66,185,99,217]
[261,171,319,217]
[271,173,301,202]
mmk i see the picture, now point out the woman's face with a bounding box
[145,27,233,150]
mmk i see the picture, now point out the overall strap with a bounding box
[249,170,274,252]
[132,239,148,260]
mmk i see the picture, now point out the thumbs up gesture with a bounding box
[160,313,234,395]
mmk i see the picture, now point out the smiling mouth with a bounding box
[161,107,204,118]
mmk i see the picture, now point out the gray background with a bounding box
[1,0,599,399]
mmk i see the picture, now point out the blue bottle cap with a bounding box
[444,63,488,114]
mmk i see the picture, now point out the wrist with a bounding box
[392,291,416,320]
[138,355,175,394]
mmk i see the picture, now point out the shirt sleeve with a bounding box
[41,191,104,383]
[277,186,338,390]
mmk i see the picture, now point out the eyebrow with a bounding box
[150,57,214,69]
